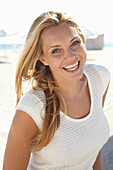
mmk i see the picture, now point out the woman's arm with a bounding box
[93,151,103,170]
[102,82,110,107]
[3,110,39,170]
[93,82,110,170]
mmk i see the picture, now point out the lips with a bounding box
[63,61,80,72]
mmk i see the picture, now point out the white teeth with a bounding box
[63,61,79,71]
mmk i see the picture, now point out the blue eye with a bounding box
[72,40,80,46]
[52,49,60,54]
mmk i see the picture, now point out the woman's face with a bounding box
[41,23,87,83]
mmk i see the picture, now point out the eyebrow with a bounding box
[48,45,61,50]
[48,36,79,50]
[70,36,78,42]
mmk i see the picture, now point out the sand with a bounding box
[0,47,113,169]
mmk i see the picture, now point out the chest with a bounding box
[35,106,110,167]
[65,87,91,119]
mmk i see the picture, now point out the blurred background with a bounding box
[0,0,113,49]
[0,0,113,169]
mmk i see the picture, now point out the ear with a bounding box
[40,57,49,66]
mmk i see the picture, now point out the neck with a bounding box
[55,74,86,98]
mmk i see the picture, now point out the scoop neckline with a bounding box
[60,69,93,122]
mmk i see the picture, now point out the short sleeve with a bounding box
[94,65,110,95]
[16,90,46,131]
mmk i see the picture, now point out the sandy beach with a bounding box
[0,47,113,169]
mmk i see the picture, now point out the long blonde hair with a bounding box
[15,11,85,151]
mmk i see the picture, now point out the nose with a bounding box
[66,48,75,59]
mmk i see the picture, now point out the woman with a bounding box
[3,11,110,170]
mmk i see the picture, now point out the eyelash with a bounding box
[52,49,60,54]
[72,40,80,46]
[51,40,80,54]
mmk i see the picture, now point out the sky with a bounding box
[0,0,113,43]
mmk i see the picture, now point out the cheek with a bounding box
[48,58,63,74]
[47,55,63,67]
[49,62,61,71]
[81,45,87,59]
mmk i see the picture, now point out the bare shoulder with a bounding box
[11,110,40,140]
[3,110,39,170]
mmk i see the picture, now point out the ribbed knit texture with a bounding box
[16,64,110,170]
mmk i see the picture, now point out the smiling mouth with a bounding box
[63,61,80,72]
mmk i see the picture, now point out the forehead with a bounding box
[41,23,80,45]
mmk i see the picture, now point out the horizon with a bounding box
[0,0,113,43]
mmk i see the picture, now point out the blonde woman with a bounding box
[3,11,110,170]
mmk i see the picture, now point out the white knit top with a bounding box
[16,64,110,170]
